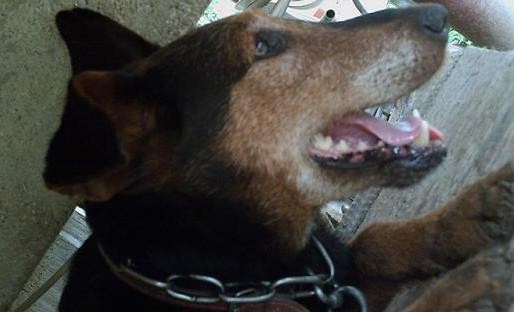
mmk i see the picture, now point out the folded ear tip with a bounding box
[55,10,74,31]
[56,8,159,73]
[55,9,80,26]
[56,8,101,21]
[55,8,106,33]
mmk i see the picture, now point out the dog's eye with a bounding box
[255,30,288,60]
[255,41,269,58]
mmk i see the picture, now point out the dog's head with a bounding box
[45,5,448,252]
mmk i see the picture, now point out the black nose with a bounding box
[419,4,448,34]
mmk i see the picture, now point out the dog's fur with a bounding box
[44,5,514,311]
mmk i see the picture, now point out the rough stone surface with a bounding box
[0,1,208,310]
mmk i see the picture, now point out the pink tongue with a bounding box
[328,113,442,146]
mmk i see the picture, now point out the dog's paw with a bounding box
[399,239,514,312]
[478,161,514,241]
[449,161,514,243]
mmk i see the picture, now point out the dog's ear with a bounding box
[45,9,160,201]
[45,70,157,202]
[70,71,153,132]
[55,8,160,72]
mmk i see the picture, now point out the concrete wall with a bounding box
[0,1,209,310]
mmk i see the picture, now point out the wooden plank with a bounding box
[8,209,90,312]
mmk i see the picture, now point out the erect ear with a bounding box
[45,9,161,201]
[55,8,160,72]
[71,71,145,130]
[44,70,156,202]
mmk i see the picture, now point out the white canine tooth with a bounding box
[412,120,430,148]
[313,135,334,150]
[413,109,421,118]
[357,141,369,151]
[335,140,351,153]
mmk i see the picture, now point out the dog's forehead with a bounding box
[218,10,309,35]
[243,10,297,29]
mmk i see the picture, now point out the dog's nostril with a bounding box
[419,5,448,34]
[423,15,447,33]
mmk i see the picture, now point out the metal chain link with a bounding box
[99,237,367,311]
[155,237,332,305]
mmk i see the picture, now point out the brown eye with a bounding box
[254,30,288,61]
[255,40,269,58]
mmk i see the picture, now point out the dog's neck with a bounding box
[84,193,348,282]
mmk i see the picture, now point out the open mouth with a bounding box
[309,109,447,169]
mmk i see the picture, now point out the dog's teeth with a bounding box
[412,109,421,118]
[335,140,351,153]
[411,120,430,148]
[357,141,369,151]
[313,135,334,150]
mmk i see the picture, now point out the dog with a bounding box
[44,4,514,311]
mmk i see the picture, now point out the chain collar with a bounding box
[98,237,367,312]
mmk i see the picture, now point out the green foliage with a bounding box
[203,0,221,23]
[449,28,473,47]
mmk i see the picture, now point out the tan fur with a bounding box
[403,258,498,312]
[47,6,514,311]
[58,9,447,252]
[218,10,446,250]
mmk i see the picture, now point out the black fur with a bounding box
[45,9,159,185]
[55,9,160,73]
[43,85,122,185]
[49,9,354,312]
[60,194,352,311]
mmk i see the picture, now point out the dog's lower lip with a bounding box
[310,141,447,170]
